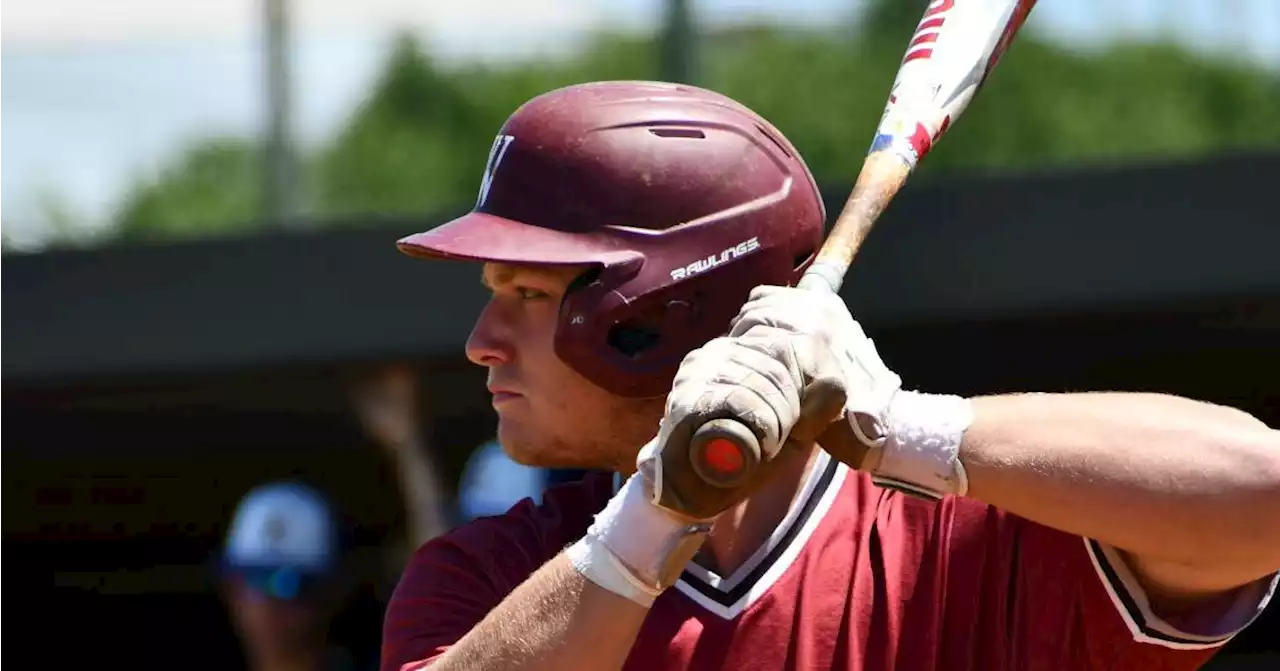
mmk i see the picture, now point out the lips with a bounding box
[487,384,523,403]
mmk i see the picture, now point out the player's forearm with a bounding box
[960,392,1280,577]
[426,552,648,671]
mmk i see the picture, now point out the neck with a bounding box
[696,443,822,577]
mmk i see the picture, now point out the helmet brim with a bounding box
[397,212,641,267]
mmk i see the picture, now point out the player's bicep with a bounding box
[381,537,506,671]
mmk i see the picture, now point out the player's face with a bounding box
[467,262,664,472]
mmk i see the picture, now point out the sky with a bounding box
[3,0,1278,247]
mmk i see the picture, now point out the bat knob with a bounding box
[689,418,760,489]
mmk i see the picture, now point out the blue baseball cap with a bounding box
[222,481,338,600]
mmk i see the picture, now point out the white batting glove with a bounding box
[729,286,903,445]
[645,328,850,517]
[729,285,974,501]
[567,326,849,606]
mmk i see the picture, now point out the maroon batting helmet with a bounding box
[398,80,826,398]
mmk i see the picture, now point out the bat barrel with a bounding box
[686,0,1038,492]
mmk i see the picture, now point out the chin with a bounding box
[494,424,547,467]
[499,442,542,467]
[498,427,595,470]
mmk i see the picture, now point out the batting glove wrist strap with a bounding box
[567,468,710,606]
[856,390,973,501]
[566,534,661,607]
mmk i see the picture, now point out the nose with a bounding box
[465,301,515,368]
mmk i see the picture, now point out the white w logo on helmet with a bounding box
[476,134,515,208]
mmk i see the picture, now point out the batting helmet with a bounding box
[398,80,826,398]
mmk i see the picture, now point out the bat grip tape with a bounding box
[797,261,846,294]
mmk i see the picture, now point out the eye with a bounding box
[515,285,550,300]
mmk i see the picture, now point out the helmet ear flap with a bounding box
[605,297,696,359]
[596,244,817,360]
[563,264,675,361]
[607,323,661,357]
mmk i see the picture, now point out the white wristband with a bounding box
[858,390,973,500]
[567,472,710,606]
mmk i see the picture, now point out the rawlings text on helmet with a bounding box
[669,237,761,281]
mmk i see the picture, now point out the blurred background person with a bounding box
[456,439,591,523]
[456,438,551,522]
[349,363,451,556]
[217,364,454,671]
[221,480,363,671]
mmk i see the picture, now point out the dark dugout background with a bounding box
[4,153,1278,669]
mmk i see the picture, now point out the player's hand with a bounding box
[729,285,903,450]
[574,321,849,600]
[643,326,851,520]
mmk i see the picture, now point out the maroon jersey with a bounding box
[383,452,1275,670]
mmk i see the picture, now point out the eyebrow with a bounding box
[480,266,514,290]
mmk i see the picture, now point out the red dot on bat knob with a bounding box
[704,438,744,474]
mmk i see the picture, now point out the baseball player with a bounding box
[380,81,1280,671]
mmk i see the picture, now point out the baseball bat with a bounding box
[689,0,1039,489]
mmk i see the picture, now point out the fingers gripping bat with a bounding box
[686,0,1040,489]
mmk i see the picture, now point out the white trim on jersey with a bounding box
[678,449,833,593]
[673,450,849,620]
[1084,537,1279,650]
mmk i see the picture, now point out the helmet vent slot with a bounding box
[649,128,706,139]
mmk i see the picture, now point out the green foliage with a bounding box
[98,11,1280,245]
[34,187,117,249]
[859,0,935,41]
[313,35,488,218]
[702,25,900,183]
[918,40,1280,172]
[5,185,128,252]
[113,137,262,241]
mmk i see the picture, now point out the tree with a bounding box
[113,137,263,241]
[660,0,698,84]
[858,0,933,41]
[92,11,1279,246]
[313,35,490,219]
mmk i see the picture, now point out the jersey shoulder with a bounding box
[382,471,615,671]
[858,481,1275,670]
[415,470,614,587]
